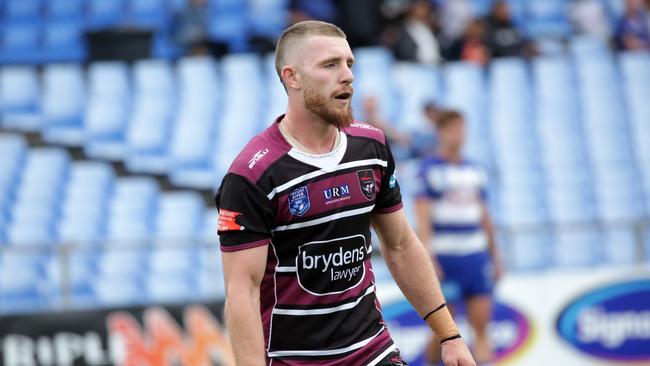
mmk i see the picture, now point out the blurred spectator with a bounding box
[362,96,412,159]
[614,0,650,51]
[172,0,228,56]
[440,0,475,43]
[446,19,491,65]
[335,0,386,48]
[289,0,384,48]
[289,0,339,24]
[415,109,502,365]
[569,0,611,41]
[389,0,443,65]
[485,0,534,58]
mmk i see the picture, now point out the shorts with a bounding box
[376,349,407,366]
[437,251,494,303]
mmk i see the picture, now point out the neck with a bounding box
[437,146,462,163]
[283,103,340,154]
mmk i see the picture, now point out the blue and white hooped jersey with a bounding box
[415,155,488,256]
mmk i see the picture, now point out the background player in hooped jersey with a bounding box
[414,110,503,366]
[215,21,476,366]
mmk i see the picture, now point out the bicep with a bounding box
[222,245,269,294]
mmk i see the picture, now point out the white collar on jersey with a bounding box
[286,131,348,171]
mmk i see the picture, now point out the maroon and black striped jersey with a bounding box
[215,115,403,366]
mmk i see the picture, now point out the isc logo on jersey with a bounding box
[556,279,650,363]
[248,148,269,169]
[296,235,370,296]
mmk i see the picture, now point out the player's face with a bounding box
[299,36,355,128]
[440,119,465,150]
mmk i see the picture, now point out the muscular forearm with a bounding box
[382,229,445,318]
[225,289,266,366]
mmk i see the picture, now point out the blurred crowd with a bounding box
[173,0,650,62]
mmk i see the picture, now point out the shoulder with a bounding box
[342,121,387,145]
[227,127,290,184]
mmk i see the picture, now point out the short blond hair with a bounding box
[274,21,346,81]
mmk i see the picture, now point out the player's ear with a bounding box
[281,66,301,91]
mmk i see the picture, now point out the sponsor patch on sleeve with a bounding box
[217,209,245,232]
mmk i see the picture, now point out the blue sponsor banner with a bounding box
[384,299,533,365]
[556,278,650,363]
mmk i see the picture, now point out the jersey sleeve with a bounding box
[214,173,275,252]
[374,142,403,214]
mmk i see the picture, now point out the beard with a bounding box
[303,83,353,129]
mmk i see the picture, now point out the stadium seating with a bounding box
[0,66,41,130]
[1,0,649,314]
[84,61,132,160]
[125,59,176,174]
[41,63,86,144]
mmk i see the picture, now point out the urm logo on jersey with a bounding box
[323,184,351,205]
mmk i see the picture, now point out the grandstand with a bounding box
[0,0,648,351]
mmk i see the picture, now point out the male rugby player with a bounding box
[216,20,475,366]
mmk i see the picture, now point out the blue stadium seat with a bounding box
[489,58,538,173]
[209,54,264,186]
[8,147,70,245]
[247,0,289,40]
[352,47,396,123]
[106,177,159,243]
[58,161,114,244]
[86,0,126,29]
[92,274,146,306]
[523,0,572,39]
[208,8,248,53]
[127,0,171,29]
[546,186,597,223]
[169,57,220,188]
[84,62,131,161]
[263,52,288,124]
[42,19,86,62]
[392,63,441,132]
[0,22,42,64]
[570,35,610,61]
[3,0,42,22]
[498,193,548,227]
[42,64,86,145]
[602,227,638,266]
[619,51,650,189]
[46,0,83,20]
[96,249,148,278]
[0,252,58,313]
[125,60,176,174]
[506,231,551,271]
[443,61,490,164]
[196,245,224,299]
[155,191,204,242]
[0,133,26,220]
[146,271,197,303]
[553,228,602,268]
[0,66,41,130]
[202,208,218,243]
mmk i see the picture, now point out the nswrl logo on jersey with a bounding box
[357,169,376,200]
[288,186,311,216]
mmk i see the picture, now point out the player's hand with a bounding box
[441,338,476,366]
